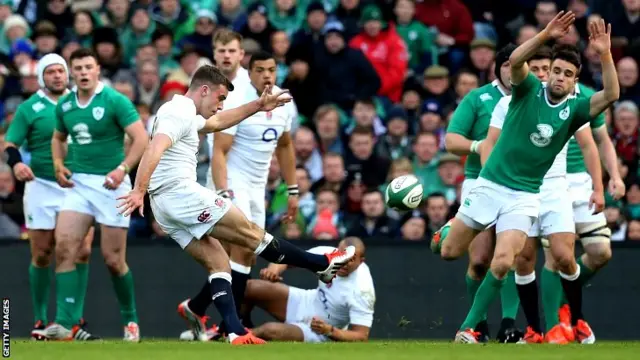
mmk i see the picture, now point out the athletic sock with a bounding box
[465,274,486,321]
[460,271,505,330]
[75,263,89,321]
[188,281,212,317]
[230,262,251,315]
[500,270,520,321]
[110,270,139,325]
[559,268,584,326]
[255,233,328,272]
[209,272,247,339]
[515,272,542,333]
[54,270,79,328]
[577,256,595,286]
[541,267,563,331]
[29,264,50,324]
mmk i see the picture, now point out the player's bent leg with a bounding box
[100,225,140,342]
[577,221,612,284]
[243,279,290,322]
[252,322,306,342]
[229,243,256,325]
[209,205,354,282]
[439,215,483,260]
[28,229,54,339]
[465,230,493,341]
[540,246,564,332]
[513,237,543,343]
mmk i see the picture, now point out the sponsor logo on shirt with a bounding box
[530,124,554,147]
[197,210,211,223]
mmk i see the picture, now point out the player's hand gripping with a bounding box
[608,177,626,200]
[310,317,332,336]
[104,167,125,190]
[588,18,612,55]
[259,268,283,282]
[282,195,299,224]
[589,190,605,214]
[544,11,576,39]
[117,189,145,217]
[257,85,292,112]
[54,162,74,188]
[12,163,35,182]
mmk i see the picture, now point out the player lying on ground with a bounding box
[117,65,355,344]
[488,41,623,344]
[209,51,300,337]
[37,48,148,342]
[3,54,95,340]
[431,12,619,343]
[443,44,522,342]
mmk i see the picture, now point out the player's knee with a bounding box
[552,252,575,273]
[252,323,280,340]
[32,250,53,267]
[102,247,126,274]
[515,253,535,274]
[75,243,92,263]
[490,252,514,278]
[231,246,256,267]
[468,262,488,279]
[440,245,458,261]
[586,244,612,268]
[55,235,79,263]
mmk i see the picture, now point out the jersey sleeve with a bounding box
[55,102,67,134]
[490,96,510,129]
[571,97,592,133]
[511,72,540,101]
[349,283,375,327]
[153,111,186,145]
[5,105,30,146]
[590,111,606,129]
[112,92,140,129]
[195,115,206,131]
[446,93,476,136]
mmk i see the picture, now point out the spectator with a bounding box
[346,189,396,237]
[307,188,346,239]
[135,59,161,111]
[426,153,462,202]
[418,100,445,145]
[313,104,344,154]
[409,65,453,110]
[310,152,347,200]
[533,0,558,30]
[423,192,450,236]
[268,0,306,36]
[237,2,276,52]
[121,5,157,65]
[344,126,390,188]
[293,126,323,182]
[604,204,627,241]
[1,14,29,55]
[345,98,386,139]
[216,0,244,28]
[377,106,413,160]
[149,0,196,42]
[166,45,206,86]
[112,70,136,102]
[467,39,494,85]
[68,10,95,48]
[398,210,428,241]
[400,89,422,128]
[626,180,640,220]
[39,0,74,40]
[100,0,131,32]
[295,165,316,223]
[612,101,639,170]
[453,69,479,103]
[394,0,437,74]
[288,1,327,64]
[0,162,22,239]
[412,132,440,194]
[333,0,364,42]
[626,219,640,241]
[601,0,640,49]
[270,30,290,85]
[312,20,380,113]
[350,4,408,103]
[32,21,59,58]
[617,57,640,105]
[178,9,218,60]
[516,24,538,45]
[557,24,581,48]
[92,27,127,80]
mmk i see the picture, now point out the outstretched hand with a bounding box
[117,189,145,217]
[258,85,292,112]
[588,18,612,55]
[544,11,576,39]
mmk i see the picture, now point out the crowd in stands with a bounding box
[1,0,640,241]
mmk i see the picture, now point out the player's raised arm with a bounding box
[587,20,620,118]
[200,86,292,133]
[510,11,575,85]
[575,126,605,213]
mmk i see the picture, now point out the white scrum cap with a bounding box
[37,53,69,88]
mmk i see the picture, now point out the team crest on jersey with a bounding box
[62,101,72,112]
[215,198,224,208]
[32,102,45,113]
[92,107,105,121]
[530,124,554,147]
[480,93,492,102]
[559,107,570,120]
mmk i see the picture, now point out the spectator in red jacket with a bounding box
[415,0,474,47]
[349,4,408,103]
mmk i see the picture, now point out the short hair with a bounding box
[313,104,339,123]
[354,97,375,108]
[530,46,552,61]
[551,44,581,74]
[317,187,339,198]
[249,50,275,69]
[454,68,477,83]
[213,29,243,46]
[295,165,310,178]
[426,192,447,205]
[363,188,383,199]
[69,48,98,65]
[189,65,234,91]
[323,151,343,161]
[413,131,438,145]
[350,125,374,138]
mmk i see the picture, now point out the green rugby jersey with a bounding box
[5,90,67,181]
[480,73,592,193]
[447,80,507,179]
[55,82,139,175]
[565,83,606,174]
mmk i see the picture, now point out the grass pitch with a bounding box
[8,340,640,360]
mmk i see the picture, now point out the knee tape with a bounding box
[576,221,611,246]
[540,237,550,248]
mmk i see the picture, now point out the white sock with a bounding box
[229,261,251,274]
[559,266,580,281]
[515,272,536,285]
[253,232,273,255]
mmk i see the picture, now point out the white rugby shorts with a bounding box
[286,287,329,343]
[568,172,606,224]
[528,177,575,237]
[23,177,66,230]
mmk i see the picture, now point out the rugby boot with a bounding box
[454,329,480,343]
[30,320,47,341]
[545,323,574,344]
[574,319,595,344]
[517,327,544,344]
[123,322,141,342]
[178,299,209,341]
[558,304,571,326]
[179,324,222,341]
[317,246,356,283]
[431,219,452,254]
[230,331,266,345]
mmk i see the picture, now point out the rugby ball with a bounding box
[385,175,424,211]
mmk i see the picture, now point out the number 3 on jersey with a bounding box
[530,124,554,148]
[72,123,92,145]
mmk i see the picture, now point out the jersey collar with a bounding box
[71,81,105,94]
[491,79,507,96]
[72,81,105,109]
[37,88,70,105]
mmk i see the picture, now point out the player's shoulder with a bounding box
[576,82,597,97]
[102,84,130,102]
[17,92,45,113]
[353,263,375,292]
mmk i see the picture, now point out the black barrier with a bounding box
[0,239,639,340]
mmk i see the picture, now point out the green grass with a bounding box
[7,340,640,360]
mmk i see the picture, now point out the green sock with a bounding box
[111,270,139,325]
[577,256,595,285]
[500,270,520,320]
[465,274,486,321]
[29,264,51,323]
[460,271,505,330]
[75,263,90,321]
[54,270,79,328]
[541,267,563,332]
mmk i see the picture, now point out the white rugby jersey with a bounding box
[148,95,205,193]
[207,67,251,157]
[490,91,586,179]
[306,246,376,329]
[221,84,296,186]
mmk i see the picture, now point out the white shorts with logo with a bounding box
[459,177,540,233]
[528,177,575,237]
[462,178,497,229]
[206,175,266,228]
[286,287,329,343]
[568,172,606,224]
[150,181,232,249]
[23,177,66,230]
[61,173,131,228]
